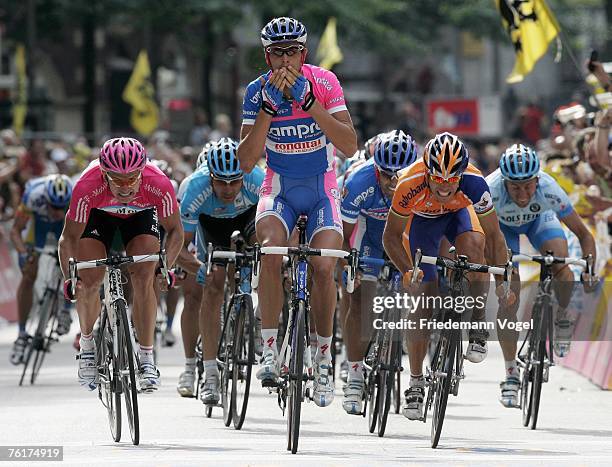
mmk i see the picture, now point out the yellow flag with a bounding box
[496,0,560,83]
[122,50,159,136]
[316,17,343,70]
[12,44,27,137]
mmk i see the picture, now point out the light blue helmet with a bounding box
[46,174,73,208]
[499,143,540,181]
[373,130,419,173]
[206,138,242,181]
[261,17,307,47]
[196,142,213,169]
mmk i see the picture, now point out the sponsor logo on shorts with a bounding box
[317,208,325,227]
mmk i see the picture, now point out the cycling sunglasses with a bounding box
[377,167,399,180]
[265,45,305,57]
[428,173,461,184]
[105,171,142,188]
[211,174,244,185]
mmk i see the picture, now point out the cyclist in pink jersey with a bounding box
[238,17,357,407]
[58,137,183,392]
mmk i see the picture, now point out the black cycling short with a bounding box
[198,205,257,249]
[81,208,160,253]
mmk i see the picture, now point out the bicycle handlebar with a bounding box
[251,244,359,293]
[68,252,167,298]
[511,253,589,269]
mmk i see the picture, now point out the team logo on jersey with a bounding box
[398,180,427,209]
[529,203,540,213]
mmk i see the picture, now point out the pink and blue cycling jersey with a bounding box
[241,64,348,178]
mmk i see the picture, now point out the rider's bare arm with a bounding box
[159,210,184,267]
[560,210,597,267]
[306,108,357,158]
[238,119,272,173]
[58,217,87,279]
[382,210,411,275]
[10,210,30,254]
[176,230,201,275]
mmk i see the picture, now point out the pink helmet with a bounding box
[99,137,147,173]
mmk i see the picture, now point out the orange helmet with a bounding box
[423,132,469,179]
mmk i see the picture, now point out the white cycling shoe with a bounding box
[77,347,98,391]
[256,349,279,385]
[499,374,521,408]
[177,370,196,397]
[139,362,161,392]
[200,374,220,405]
[313,360,334,407]
[342,379,365,414]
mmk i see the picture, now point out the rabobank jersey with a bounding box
[341,159,390,234]
[18,175,65,222]
[392,161,494,218]
[180,165,264,232]
[241,64,348,178]
[486,169,573,227]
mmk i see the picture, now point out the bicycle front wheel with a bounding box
[430,328,457,448]
[377,329,398,437]
[98,309,121,442]
[220,296,235,427]
[529,297,550,430]
[232,294,254,430]
[117,301,140,445]
[287,300,306,454]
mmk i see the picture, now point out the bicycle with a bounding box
[207,231,256,430]
[68,251,170,445]
[19,247,63,386]
[411,248,511,448]
[513,252,591,430]
[251,215,358,454]
[357,257,403,437]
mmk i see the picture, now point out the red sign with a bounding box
[427,99,479,135]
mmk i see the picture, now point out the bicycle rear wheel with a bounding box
[232,294,254,430]
[98,309,121,442]
[366,338,380,433]
[287,300,305,454]
[117,301,140,445]
[430,328,456,448]
[529,298,550,430]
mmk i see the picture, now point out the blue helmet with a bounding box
[206,138,242,181]
[261,17,307,47]
[46,174,72,208]
[373,130,419,173]
[499,143,540,181]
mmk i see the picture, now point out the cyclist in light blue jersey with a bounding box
[340,130,419,414]
[177,138,264,406]
[9,175,74,365]
[487,143,597,408]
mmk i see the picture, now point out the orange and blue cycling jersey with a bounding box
[390,161,495,281]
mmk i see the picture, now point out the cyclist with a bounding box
[487,143,598,408]
[175,152,207,398]
[58,137,183,391]
[9,175,74,364]
[177,138,264,406]
[383,132,513,421]
[340,130,419,414]
[237,16,358,407]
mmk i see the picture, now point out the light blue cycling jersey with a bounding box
[21,175,63,222]
[486,169,574,227]
[241,64,348,178]
[179,165,264,232]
